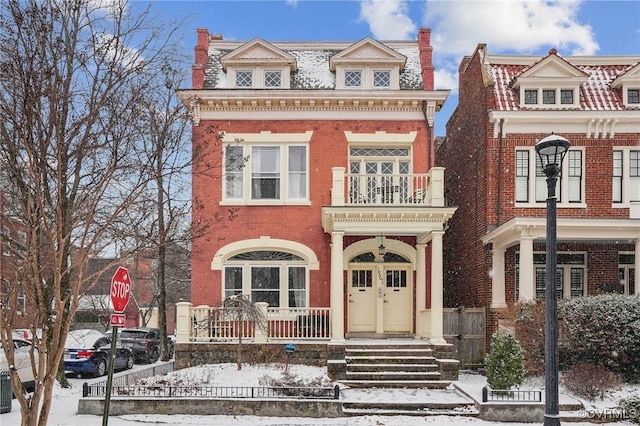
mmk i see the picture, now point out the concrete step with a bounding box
[346,371,442,381]
[346,348,434,357]
[342,406,479,417]
[340,379,452,389]
[347,363,439,372]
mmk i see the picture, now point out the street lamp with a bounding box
[535,133,570,426]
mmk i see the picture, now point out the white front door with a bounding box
[347,268,376,332]
[383,267,412,332]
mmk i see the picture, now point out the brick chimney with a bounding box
[418,28,434,90]
[192,28,211,89]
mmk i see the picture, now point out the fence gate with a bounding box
[443,307,485,369]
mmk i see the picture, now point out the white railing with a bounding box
[330,167,446,207]
[179,303,331,343]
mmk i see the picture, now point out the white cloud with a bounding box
[423,0,599,56]
[358,0,417,40]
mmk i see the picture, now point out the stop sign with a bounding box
[110,267,131,313]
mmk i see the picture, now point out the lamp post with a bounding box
[535,133,570,426]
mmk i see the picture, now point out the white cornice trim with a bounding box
[489,111,640,138]
[221,130,313,143]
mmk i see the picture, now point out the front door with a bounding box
[383,267,412,332]
[348,268,376,332]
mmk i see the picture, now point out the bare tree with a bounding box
[219,295,268,371]
[0,1,186,424]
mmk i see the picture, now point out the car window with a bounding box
[120,331,146,339]
[15,340,31,349]
[94,337,109,348]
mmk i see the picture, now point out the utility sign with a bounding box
[110,267,131,313]
[110,314,126,327]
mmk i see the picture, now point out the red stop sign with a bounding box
[110,267,131,313]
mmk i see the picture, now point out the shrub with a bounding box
[561,363,620,401]
[485,331,525,390]
[514,301,546,376]
[560,294,640,383]
[620,394,640,424]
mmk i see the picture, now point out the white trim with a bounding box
[342,238,416,269]
[212,237,320,270]
[344,130,417,144]
[222,130,313,143]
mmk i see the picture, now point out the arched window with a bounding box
[223,250,307,308]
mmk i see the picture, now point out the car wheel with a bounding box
[126,354,135,370]
[95,359,107,377]
[150,348,159,363]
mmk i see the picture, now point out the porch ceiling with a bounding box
[321,206,457,242]
[481,217,640,250]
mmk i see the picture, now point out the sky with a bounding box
[130,0,640,137]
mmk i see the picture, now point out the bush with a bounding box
[560,294,640,383]
[514,301,546,376]
[561,363,620,401]
[620,394,640,424]
[485,331,525,390]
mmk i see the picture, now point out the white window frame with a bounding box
[516,252,587,300]
[514,146,585,208]
[221,131,312,206]
[234,69,253,87]
[613,148,640,207]
[519,87,580,109]
[623,87,640,107]
[222,253,309,308]
[344,69,363,88]
[337,67,397,90]
[263,69,282,88]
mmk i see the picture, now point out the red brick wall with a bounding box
[191,119,430,307]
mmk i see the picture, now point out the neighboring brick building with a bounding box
[179,28,457,343]
[437,45,640,339]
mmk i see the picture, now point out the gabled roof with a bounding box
[220,38,297,70]
[511,48,588,89]
[610,61,640,88]
[487,50,640,111]
[329,37,407,71]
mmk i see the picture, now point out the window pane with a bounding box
[251,147,280,199]
[561,89,573,104]
[264,70,281,87]
[535,156,547,202]
[613,150,623,203]
[542,90,555,104]
[288,146,307,198]
[225,145,244,199]
[524,90,537,104]
[570,268,584,297]
[251,267,279,307]
[224,267,243,298]
[288,267,306,307]
[516,150,529,202]
[345,71,362,87]
[568,150,582,202]
[236,71,252,87]
[373,71,390,88]
[631,151,640,202]
[629,89,640,104]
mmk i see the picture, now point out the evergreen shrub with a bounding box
[485,331,525,390]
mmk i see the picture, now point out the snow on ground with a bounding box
[4,363,638,425]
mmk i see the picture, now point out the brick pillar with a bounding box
[418,28,434,90]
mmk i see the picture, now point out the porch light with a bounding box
[535,133,570,182]
[378,235,386,256]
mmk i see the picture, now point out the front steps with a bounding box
[340,341,453,389]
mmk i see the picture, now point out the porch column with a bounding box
[518,236,535,301]
[330,231,345,341]
[430,230,446,345]
[415,243,427,338]
[491,246,507,308]
[635,239,640,296]
[175,301,192,343]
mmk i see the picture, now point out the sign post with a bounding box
[103,267,132,426]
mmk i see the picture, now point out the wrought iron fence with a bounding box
[84,382,340,400]
[83,362,174,396]
[481,386,542,402]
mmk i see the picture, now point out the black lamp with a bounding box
[535,133,570,426]
[378,235,386,256]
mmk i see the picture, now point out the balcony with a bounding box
[330,167,446,207]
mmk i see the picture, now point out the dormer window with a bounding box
[524,90,537,104]
[264,70,281,88]
[629,89,640,104]
[373,70,391,88]
[345,70,362,88]
[560,89,574,104]
[235,70,253,87]
[542,90,555,104]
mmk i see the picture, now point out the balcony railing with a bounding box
[330,167,446,207]
[182,303,331,343]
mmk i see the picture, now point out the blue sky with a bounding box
[131,0,640,136]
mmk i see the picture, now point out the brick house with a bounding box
[437,45,640,339]
[178,28,456,345]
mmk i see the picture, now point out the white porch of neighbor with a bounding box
[482,217,640,308]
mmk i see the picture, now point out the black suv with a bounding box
[117,327,173,364]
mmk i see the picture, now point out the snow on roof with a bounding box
[489,60,637,112]
[204,44,423,90]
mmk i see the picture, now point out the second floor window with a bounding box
[224,144,308,203]
[613,149,640,204]
[524,90,537,104]
[264,70,281,88]
[345,70,362,87]
[628,89,640,104]
[542,90,555,104]
[560,89,574,104]
[373,70,391,88]
[235,70,253,87]
[515,148,583,205]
